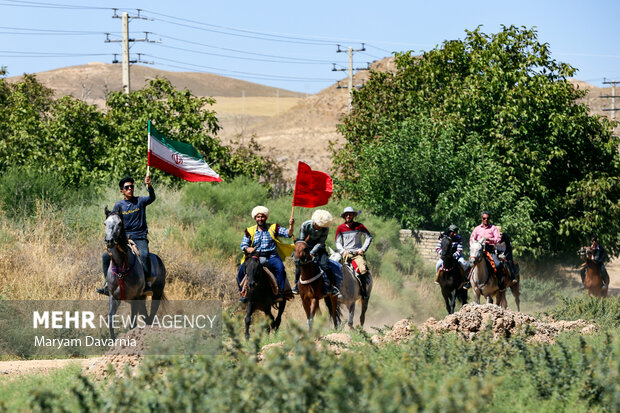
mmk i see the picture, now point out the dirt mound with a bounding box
[83,326,189,379]
[421,304,597,343]
[371,304,597,345]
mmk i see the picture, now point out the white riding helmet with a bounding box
[312,209,333,228]
[251,206,269,219]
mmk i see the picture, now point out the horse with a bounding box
[436,236,468,314]
[468,239,507,308]
[241,255,287,337]
[104,206,166,340]
[294,238,341,331]
[579,247,608,298]
[328,247,373,328]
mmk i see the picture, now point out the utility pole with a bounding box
[601,79,620,120]
[333,43,370,113]
[105,9,154,94]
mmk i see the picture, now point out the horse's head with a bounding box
[244,255,262,291]
[440,236,453,261]
[328,246,342,263]
[469,238,485,265]
[294,235,312,265]
[104,206,125,249]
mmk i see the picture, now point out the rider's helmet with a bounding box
[448,224,458,233]
[251,206,269,219]
[312,210,333,228]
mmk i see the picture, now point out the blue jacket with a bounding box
[113,186,156,239]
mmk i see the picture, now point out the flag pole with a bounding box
[147,120,151,178]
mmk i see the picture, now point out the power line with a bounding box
[153,33,341,64]
[0,0,111,10]
[0,25,107,35]
[153,42,345,65]
[145,54,336,82]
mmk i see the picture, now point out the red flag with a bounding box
[293,161,333,207]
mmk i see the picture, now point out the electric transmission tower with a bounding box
[105,9,156,94]
[601,78,620,120]
[332,43,370,113]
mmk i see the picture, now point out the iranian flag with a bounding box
[147,121,222,182]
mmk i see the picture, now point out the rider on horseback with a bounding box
[293,209,340,297]
[237,206,295,303]
[580,236,610,289]
[434,224,470,285]
[97,175,155,296]
[469,211,504,289]
[495,226,518,284]
[335,206,373,300]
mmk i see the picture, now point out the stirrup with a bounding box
[96,286,109,296]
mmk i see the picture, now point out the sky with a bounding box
[1,0,619,94]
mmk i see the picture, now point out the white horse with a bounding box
[469,239,507,308]
[329,247,373,328]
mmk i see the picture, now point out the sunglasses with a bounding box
[123,185,134,190]
[481,217,489,221]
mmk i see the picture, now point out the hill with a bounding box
[5,62,304,106]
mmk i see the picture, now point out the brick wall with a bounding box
[399,229,441,263]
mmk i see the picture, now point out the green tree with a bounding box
[333,26,620,257]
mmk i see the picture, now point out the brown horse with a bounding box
[580,247,608,298]
[294,239,340,331]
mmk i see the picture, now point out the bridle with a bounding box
[294,240,313,265]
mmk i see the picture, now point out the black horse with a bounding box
[437,236,468,314]
[104,207,166,340]
[242,255,286,338]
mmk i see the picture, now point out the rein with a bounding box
[107,245,135,301]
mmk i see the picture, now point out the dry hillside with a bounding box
[6,60,618,180]
[5,62,303,106]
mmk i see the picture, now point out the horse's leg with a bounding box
[348,302,355,328]
[264,307,275,333]
[108,296,120,341]
[272,301,286,331]
[360,299,369,327]
[244,301,254,338]
[329,295,340,329]
[449,290,457,314]
[442,289,452,314]
[511,284,521,312]
[309,298,319,331]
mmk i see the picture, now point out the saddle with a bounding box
[240,266,293,300]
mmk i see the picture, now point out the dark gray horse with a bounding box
[437,236,468,314]
[329,248,372,328]
[242,255,286,338]
[104,206,166,340]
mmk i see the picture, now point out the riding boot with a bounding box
[325,268,341,297]
[292,266,300,294]
[359,272,369,300]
